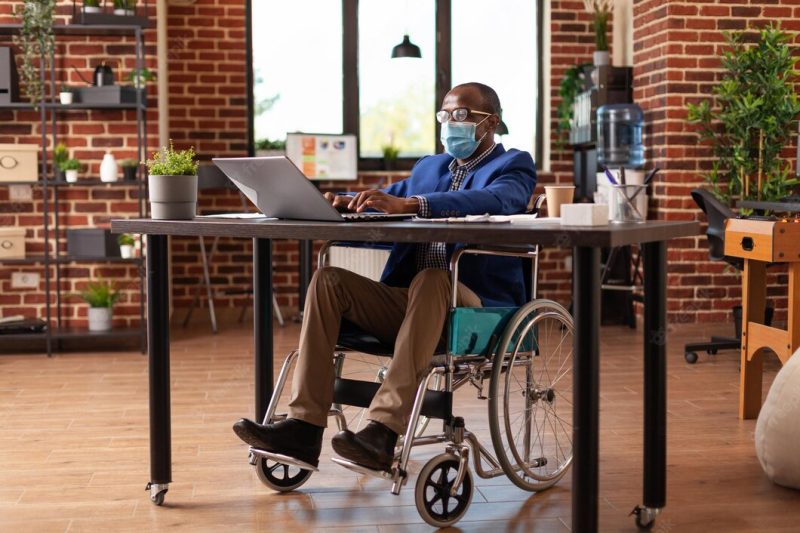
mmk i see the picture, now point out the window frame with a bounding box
[246,0,544,171]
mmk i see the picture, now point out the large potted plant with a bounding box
[77,281,121,332]
[13,0,56,109]
[584,0,612,66]
[687,25,800,205]
[146,142,199,220]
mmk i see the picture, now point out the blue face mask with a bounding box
[440,117,489,159]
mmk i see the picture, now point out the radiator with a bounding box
[328,247,390,281]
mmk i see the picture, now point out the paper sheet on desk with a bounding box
[198,213,277,220]
[415,214,561,225]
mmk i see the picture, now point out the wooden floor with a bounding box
[1,319,799,532]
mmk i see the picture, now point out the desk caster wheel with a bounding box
[630,505,659,530]
[684,351,698,364]
[146,482,169,506]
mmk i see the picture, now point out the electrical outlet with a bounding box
[11,272,40,289]
[9,185,33,202]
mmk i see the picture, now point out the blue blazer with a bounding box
[379,144,537,307]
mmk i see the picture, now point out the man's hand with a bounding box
[323,192,354,212]
[347,190,420,214]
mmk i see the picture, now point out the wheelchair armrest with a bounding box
[448,244,541,307]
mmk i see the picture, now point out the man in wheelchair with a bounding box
[233,82,537,472]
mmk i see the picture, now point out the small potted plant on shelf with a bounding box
[128,67,155,90]
[255,138,286,157]
[382,144,400,171]
[59,85,73,105]
[117,233,136,258]
[120,159,139,181]
[113,0,135,16]
[52,143,68,180]
[583,0,613,66]
[60,158,81,183]
[146,141,199,220]
[83,0,101,14]
[76,281,120,332]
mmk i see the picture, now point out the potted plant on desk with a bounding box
[146,141,199,220]
[77,281,121,332]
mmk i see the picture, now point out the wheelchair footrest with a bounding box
[331,456,394,480]
[249,448,320,472]
[334,378,452,420]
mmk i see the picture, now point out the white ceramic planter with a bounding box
[593,50,610,66]
[65,169,78,183]
[59,92,73,105]
[148,174,198,220]
[83,6,101,14]
[88,307,112,332]
[120,244,134,259]
[114,9,135,16]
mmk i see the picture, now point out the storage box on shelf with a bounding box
[0,228,26,260]
[66,229,122,259]
[0,144,38,182]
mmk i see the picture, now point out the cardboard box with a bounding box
[0,144,39,182]
[0,227,26,259]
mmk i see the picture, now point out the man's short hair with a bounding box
[454,82,502,116]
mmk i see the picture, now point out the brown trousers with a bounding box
[287,266,481,435]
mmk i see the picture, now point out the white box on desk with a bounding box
[0,144,39,182]
[560,203,609,226]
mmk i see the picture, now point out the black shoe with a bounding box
[331,421,398,471]
[232,418,324,467]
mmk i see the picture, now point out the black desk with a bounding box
[111,217,698,532]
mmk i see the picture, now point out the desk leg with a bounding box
[572,246,600,533]
[254,238,274,422]
[298,240,313,316]
[146,234,171,506]
[635,241,667,527]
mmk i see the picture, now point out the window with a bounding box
[452,0,540,156]
[357,0,436,158]
[251,1,343,146]
[247,1,543,165]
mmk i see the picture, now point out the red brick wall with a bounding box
[632,0,795,324]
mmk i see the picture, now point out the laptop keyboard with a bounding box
[340,212,412,222]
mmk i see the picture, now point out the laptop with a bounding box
[212,156,414,222]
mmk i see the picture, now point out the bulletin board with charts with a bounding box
[285,133,358,181]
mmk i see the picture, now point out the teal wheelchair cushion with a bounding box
[449,307,519,356]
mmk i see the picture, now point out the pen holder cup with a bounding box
[610,184,646,224]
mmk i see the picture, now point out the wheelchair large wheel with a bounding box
[255,456,313,492]
[414,453,474,528]
[335,352,441,438]
[488,299,574,491]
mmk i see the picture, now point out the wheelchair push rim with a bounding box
[488,299,574,491]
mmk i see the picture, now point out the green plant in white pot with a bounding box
[146,142,199,220]
[77,282,121,332]
[118,233,136,258]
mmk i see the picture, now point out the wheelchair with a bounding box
[246,204,574,528]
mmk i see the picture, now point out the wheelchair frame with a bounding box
[248,196,574,526]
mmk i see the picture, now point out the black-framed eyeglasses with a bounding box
[436,107,492,124]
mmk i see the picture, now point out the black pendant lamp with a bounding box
[391,34,421,59]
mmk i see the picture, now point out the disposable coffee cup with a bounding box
[545,185,575,217]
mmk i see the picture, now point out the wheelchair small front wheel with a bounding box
[255,456,313,492]
[415,453,473,528]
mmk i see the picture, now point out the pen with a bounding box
[601,165,619,185]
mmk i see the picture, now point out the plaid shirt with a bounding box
[414,143,497,272]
